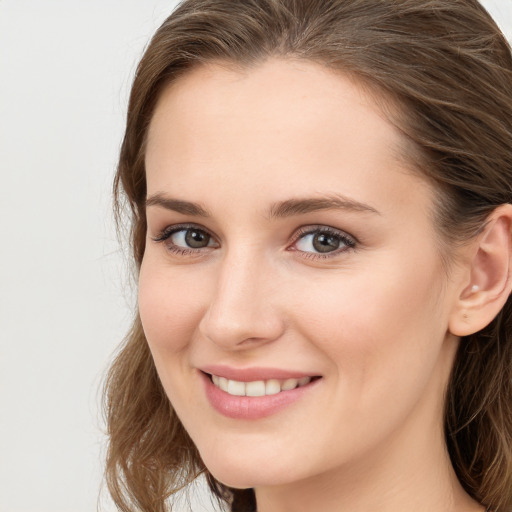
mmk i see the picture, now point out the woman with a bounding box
[103,1,512,511]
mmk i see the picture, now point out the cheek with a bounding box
[292,252,448,392]
[138,256,211,415]
[138,254,206,355]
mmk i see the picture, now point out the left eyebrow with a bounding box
[267,194,380,219]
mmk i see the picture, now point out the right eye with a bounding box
[152,225,219,255]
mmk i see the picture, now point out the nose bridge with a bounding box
[199,244,283,348]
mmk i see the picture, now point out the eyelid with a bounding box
[151,222,357,259]
[288,225,357,258]
[151,223,217,243]
[151,223,219,259]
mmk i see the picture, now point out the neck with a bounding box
[254,432,482,512]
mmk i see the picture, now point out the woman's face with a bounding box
[140,59,462,489]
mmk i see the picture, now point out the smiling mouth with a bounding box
[207,373,320,397]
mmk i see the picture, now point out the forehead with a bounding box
[147,58,402,163]
[145,58,431,218]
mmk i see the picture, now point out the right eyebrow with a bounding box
[145,193,211,217]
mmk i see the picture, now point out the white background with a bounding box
[0,2,510,511]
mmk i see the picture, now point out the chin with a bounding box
[200,450,301,489]
[209,468,290,490]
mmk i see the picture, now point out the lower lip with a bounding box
[201,372,320,420]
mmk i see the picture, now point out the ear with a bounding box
[449,204,512,337]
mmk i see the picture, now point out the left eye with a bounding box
[294,229,355,254]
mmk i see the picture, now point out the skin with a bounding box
[139,58,488,512]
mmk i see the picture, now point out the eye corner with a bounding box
[150,223,220,257]
[289,225,357,260]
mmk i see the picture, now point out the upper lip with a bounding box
[199,364,320,382]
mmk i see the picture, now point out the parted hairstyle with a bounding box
[104,1,512,511]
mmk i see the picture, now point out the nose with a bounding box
[198,250,285,350]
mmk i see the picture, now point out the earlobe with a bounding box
[449,204,512,337]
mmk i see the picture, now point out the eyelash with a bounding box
[152,223,216,258]
[290,225,357,259]
[151,223,357,260]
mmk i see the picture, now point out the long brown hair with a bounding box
[104,1,512,511]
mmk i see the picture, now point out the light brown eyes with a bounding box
[152,224,219,255]
[180,228,214,249]
[295,231,353,254]
[153,224,356,259]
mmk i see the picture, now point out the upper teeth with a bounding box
[211,375,312,397]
